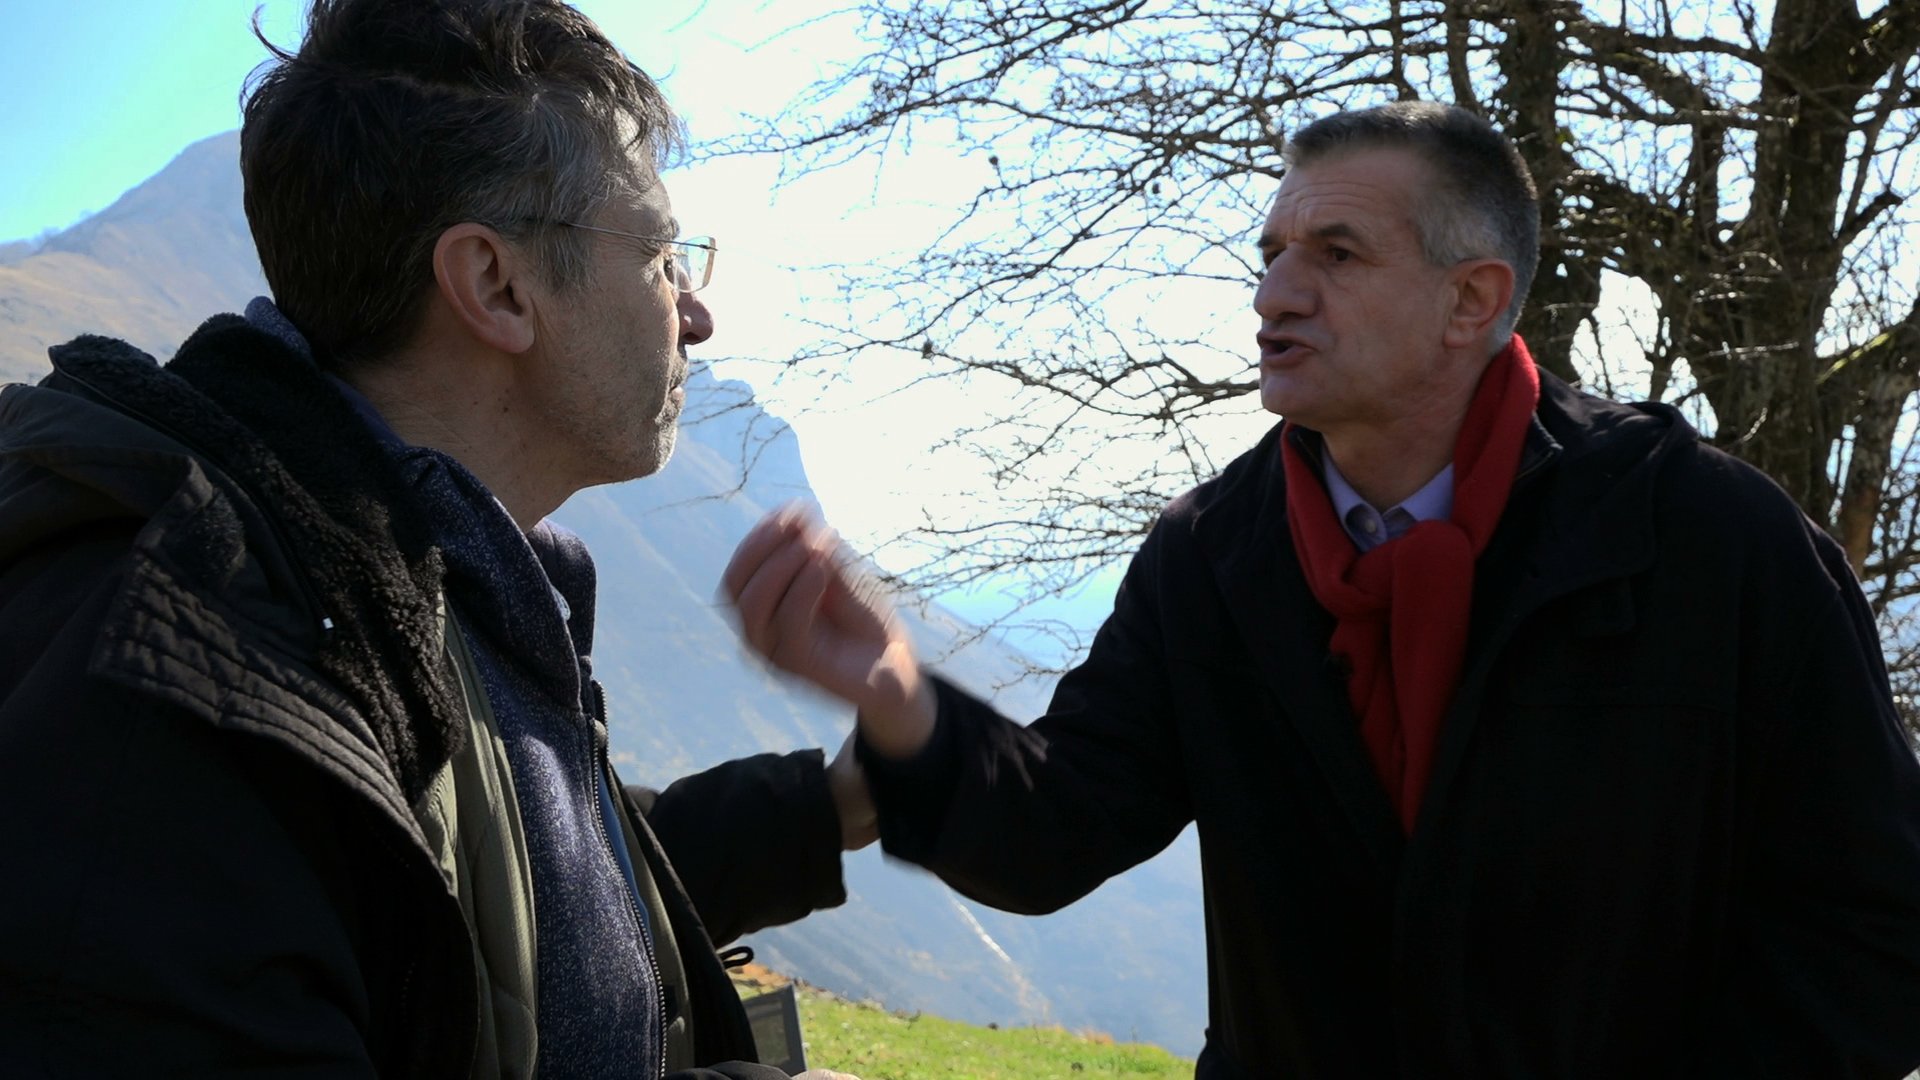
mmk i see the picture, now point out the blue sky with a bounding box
[1,2,304,242]
[0,1,848,242]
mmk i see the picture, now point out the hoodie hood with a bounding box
[0,317,464,808]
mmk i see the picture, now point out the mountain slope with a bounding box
[0,132,266,384]
[0,134,1209,1056]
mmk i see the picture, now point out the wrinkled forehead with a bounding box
[1264,149,1428,240]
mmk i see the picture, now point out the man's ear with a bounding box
[1441,258,1516,350]
[432,224,539,355]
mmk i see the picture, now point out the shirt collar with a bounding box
[1320,451,1455,550]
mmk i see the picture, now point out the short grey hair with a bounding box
[1283,102,1540,345]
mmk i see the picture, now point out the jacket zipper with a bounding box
[586,681,668,1080]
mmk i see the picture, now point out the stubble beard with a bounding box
[613,343,687,481]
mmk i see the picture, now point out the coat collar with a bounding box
[34,316,467,809]
[1183,372,1695,867]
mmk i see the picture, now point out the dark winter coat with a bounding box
[0,317,846,1078]
[861,373,1920,1078]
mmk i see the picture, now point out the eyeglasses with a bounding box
[558,222,718,293]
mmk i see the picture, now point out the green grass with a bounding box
[790,985,1193,1080]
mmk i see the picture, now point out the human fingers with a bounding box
[764,543,837,675]
[729,533,820,661]
[720,505,810,604]
[816,534,897,636]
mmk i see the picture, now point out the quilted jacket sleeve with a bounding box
[627,748,848,946]
[0,536,396,1076]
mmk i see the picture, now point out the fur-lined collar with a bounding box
[44,315,463,804]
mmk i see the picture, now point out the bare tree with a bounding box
[721,0,1920,739]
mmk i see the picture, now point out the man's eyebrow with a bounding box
[1312,221,1366,245]
[665,217,682,239]
[1257,220,1366,255]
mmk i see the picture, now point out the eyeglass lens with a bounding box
[675,237,715,293]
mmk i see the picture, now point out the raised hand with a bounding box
[721,507,935,758]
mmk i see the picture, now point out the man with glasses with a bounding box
[0,2,864,1077]
[725,101,1920,1076]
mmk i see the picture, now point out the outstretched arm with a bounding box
[722,506,1194,916]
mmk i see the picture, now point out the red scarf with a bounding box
[1282,337,1540,833]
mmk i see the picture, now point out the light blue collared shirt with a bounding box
[1321,455,1454,552]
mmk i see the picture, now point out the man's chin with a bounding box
[1260,379,1302,418]
[602,429,678,486]
[643,428,679,476]
[1261,367,1344,422]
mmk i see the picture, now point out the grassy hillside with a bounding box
[735,967,1192,1079]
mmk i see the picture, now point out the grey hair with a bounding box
[242,0,683,367]
[1283,101,1540,345]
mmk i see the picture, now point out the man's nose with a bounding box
[678,290,714,347]
[1253,251,1312,323]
